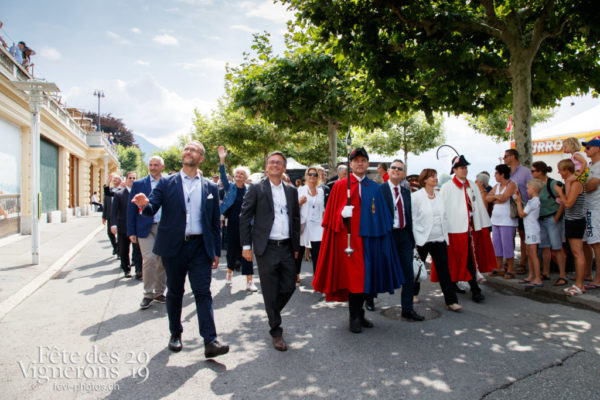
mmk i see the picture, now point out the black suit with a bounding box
[102,186,118,255]
[111,187,142,274]
[239,177,300,337]
[381,182,416,311]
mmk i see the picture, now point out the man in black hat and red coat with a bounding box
[313,148,405,333]
[439,155,496,302]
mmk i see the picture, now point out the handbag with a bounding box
[412,249,428,282]
[509,196,519,219]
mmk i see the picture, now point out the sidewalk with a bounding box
[0,214,104,319]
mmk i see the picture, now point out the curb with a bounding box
[485,276,600,313]
[0,224,104,321]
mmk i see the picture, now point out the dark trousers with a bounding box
[392,228,415,311]
[466,234,482,295]
[225,222,253,275]
[107,224,118,254]
[162,237,217,344]
[255,242,296,337]
[417,241,458,305]
[309,241,321,274]
[118,233,142,273]
[348,292,366,319]
[294,246,306,275]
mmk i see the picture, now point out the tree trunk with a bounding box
[327,120,339,175]
[509,54,534,168]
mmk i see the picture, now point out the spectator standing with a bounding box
[486,164,518,279]
[515,180,544,288]
[555,159,586,296]
[217,146,257,292]
[531,161,567,286]
[0,21,8,48]
[378,163,389,182]
[583,136,600,290]
[297,166,325,276]
[102,174,121,257]
[17,41,35,70]
[504,149,533,274]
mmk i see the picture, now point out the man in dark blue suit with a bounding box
[131,141,229,358]
[380,159,424,321]
[127,156,167,310]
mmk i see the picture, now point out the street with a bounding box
[1,227,599,400]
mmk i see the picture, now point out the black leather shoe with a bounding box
[401,309,425,321]
[139,297,153,309]
[365,298,375,311]
[472,292,485,303]
[153,294,166,303]
[349,317,362,333]
[124,271,132,278]
[205,340,229,358]
[168,334,182,352]
[360,312,374,328]
[135,272,143,280]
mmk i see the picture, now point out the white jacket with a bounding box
[411,188,449,246]
[440,177,492,234]
[298,185,325,246]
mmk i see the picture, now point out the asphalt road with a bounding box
[1,230,599,400]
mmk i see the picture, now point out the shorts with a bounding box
[565,218,586,240]
[525,231,541,245]
[492,225,516,259]
[539,216,564,250]
[586,209,600,245]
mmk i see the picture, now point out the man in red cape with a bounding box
[313,148,404,333]
[439,155,496,302]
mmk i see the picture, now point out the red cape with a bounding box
[313,176,365,301]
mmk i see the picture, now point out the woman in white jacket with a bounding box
[411,169,462,311]
[296,166,325,283]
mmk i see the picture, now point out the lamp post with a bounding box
[93,89,104,132]
[12,79,60,265]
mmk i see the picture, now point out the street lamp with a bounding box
[12,79,60,265]
[93,89,104,132]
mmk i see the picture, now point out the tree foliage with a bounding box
[356,112,444,167]
[117,144,147,177]
[283,0,600,166]
[153,146,183,174]
[85,112,137,147]
[466,107,555,143]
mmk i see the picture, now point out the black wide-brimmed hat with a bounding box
[450,155,470,174]
[349,147,369,161]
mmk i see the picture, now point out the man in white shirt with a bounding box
[239,152,300,351]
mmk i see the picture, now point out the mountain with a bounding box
[134,134,160,162]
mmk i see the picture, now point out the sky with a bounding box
[2,0,599,180]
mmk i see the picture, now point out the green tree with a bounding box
[154,145,183,174]
[227,32,376,172]
[117,144,147,177]
[357,112,444,167]
[466,107,555,143]
[284,0,600,166]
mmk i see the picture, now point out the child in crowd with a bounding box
[563,137,589,184]
[515,179,544,288]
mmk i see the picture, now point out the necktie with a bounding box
[394,186,405,229]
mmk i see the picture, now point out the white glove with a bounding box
[341,205,354,218]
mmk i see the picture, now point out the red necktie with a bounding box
[394,186,405,229]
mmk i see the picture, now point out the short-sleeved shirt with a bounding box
[539,178,560,218]
[510,164,533,203]
[523,197,541,236]
[585,161,600,210]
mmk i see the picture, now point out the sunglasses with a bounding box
[390,166,404,171]
[307,172,318,177]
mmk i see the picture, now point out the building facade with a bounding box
[0,45,119,238]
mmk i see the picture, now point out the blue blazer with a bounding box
[127,176,155,239]
[218,164,248,214]
[142,173,221,259]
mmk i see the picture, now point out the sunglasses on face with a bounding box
[390,166,404,171]
[307,172,318,177]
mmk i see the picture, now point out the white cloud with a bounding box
[39,46,62,61]
[152,34,179,46]
[62,75,216,148]
[175,0,213,5]
[131,27,142,34]
[181,57,226,71]
[134,60,150,67]
[106,31,131,45]
[245,1,295,23]
[230,24,259,33]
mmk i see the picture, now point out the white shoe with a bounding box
[246,281,258,292]
[225,274,232,286]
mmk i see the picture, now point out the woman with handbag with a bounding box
[486,164,518,279]
[411,169,462,311]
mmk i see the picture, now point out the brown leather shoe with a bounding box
[272,335,288,351]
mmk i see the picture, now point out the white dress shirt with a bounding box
[388,180,406,229]
[269,179,289,240]
[180,170,202,235]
